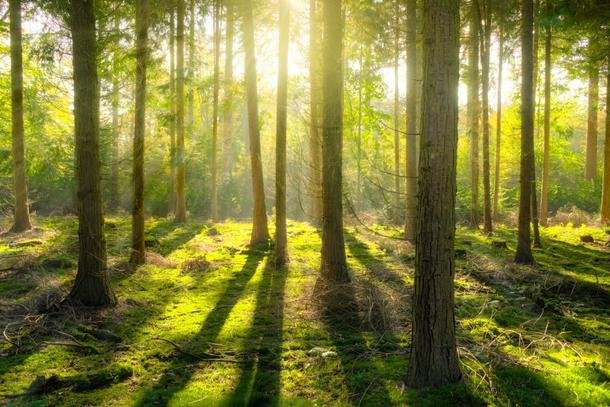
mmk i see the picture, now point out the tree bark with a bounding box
[515,0,535,265]
[9,0,32,233]
[274,0,289,265]
[540,25,551,227]
[393,0,401,225]
[109,15,120,213]
[308,0,323,225]
[242,0,270,244]
[175,0,187,222]
[168,8,177,216]
[130,0,148,266]
[468,0,480,229]
[404,0,417,242]
[68,0,115,306]
[222,1,234,186]
[478,0,492,234]
[585,65,599,181]
[407,0,461,388]
[601,64,610,224]
[493,31,503,220]
[211,0,220,221]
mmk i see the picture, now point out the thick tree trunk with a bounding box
[318,0,349,292]
[601,66,610,224]
[175,0,187,222]
[515,0,535,265]
[393,0,400,225]
[479,2,492,234]
[275,0,289,265]
[309,0,323,225]
[222,2,234,185]
[242,0,270,244]
[407,0,461,388]
[585,65,599,181]
[493,31,503,220]
[404,0,417,242]
[9,0,31,233]
[109,15,120,212]
[211,0,220,221]
[131,0,148,266]
[68,0,115,306]
[540,26,551,227]
[168,9,177,215]
[468,1,480,229]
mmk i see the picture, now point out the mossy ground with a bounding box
[0,216,609,406]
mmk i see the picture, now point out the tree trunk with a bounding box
[468,0,480,229]
[131,0,148,266]
[493,31,503,220]
[242,0,270,244]
[357,45,363,204]
[175,0,187,222]
[68,0,115,306]
[318,0,349,292]
[109,15,120,213]
[515,0,535,265]
[274,0,289,265]
[540,25,551,227]
[222,1,234,188]
[187,0,195,143]
[168,8,177,216]
[9,0,31,233]
[211,0,220,221]
[404,0,417,242]
[601,65,610,224]
[309,0,323,225]
[407,0,461,388]
[478,1,492,234]
[393,0,400,225]
[585,65,599,181]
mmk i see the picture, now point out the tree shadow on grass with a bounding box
[226,260,288,406]
[134,249,266,406]
[145,219,207,256]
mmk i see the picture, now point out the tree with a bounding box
[175,0,187,222]
[539,19,551,226]
[317,0,349,303]
[407,0,461,388]
[404,0,417,242]
[242,0,270,244]
[168,7,177,216]
[130,0,148,266]
[211,0,220,221]
[585,58,599,181]
[275,0,289,265]
[222,0,234,192]
[468,0,480,229]
[68,0,115,306]
[601,63,610,223]
[309,0,322,225]
[393,0,401,224]
[493,29,503,220]
[515,0,535,265]
[109,15,120,212]
[9,0,32,233]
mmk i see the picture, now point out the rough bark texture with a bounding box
[308,0,323,225]
[318,0,349,289]
[540,26,551,227]
[493,32,503,220]
[211,0,220,221]
[515,0,535,265]
[407,0,462,388]
[601,65,610,224]
[109,15,120,212]
[68,0,115,306]
[222,1,234,184]
[585,65,599,181]
[404,0,417,242]
[175,0,187,222]
[468,1,480,229]
[9,0,32,233]
[478,1,492,234]
[168,9,177,216]
[274,0,289,265]
[131,0,148,266]
[242,0,270,244]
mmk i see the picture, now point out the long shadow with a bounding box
[134,249,266,406]
[145,220,206,256]
[227,260,288,406]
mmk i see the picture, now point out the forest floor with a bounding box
[0,216,609,406]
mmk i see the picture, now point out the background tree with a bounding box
[109,15,120,212]
[168,7,177,216]
[309,0,322,225]
[585,53,599,181]
[601,63,610,223]
[404,0,417,242]
[211,0,220,222]
[539,11,552,227]
[468,0,480,229]
[407,0,462,388]
[175,0,187,222]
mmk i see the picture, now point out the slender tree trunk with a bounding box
[585,65,599,181]
[318,0,349,294]
[131,0,148,266]
[9,0,31,233]
[242,0,270,244]
[222,1,234,185]
[540,25,551,226]
[478,2,492,234]
[407,0,461,388]
[168,8,177,216]
[531,15,542,247]
[68,0,115,306]
[175,0,187,222]
[468,1,480,229]
[515,0,535,265]
[493,31,503,220]
[309,0,323,225]
[211,0,220,221]
[275,0,289,265]
[393,0,400,225]
[601,64,610,224]
[187,0,195,143]
[109,15,120,213]
[404,0,417,242]
[357,45,363,204]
